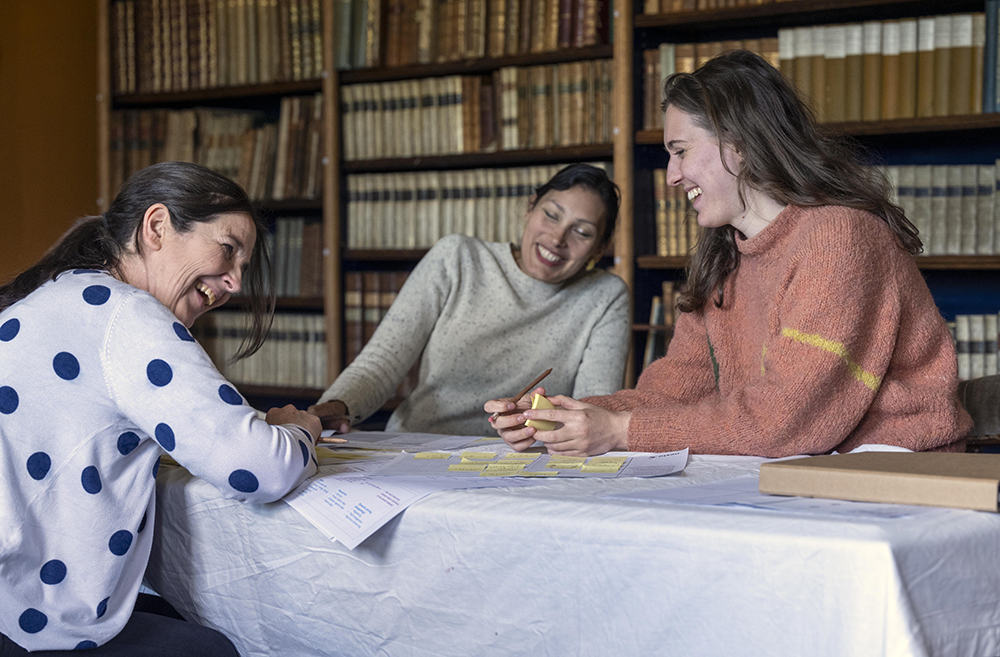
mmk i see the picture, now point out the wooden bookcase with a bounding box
[96,0,618,404]
[96,0,340,403]
[620,0,1000,382]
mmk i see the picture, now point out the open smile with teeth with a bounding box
[196,281,217,306]
[536,244,564,264]
[687,187,703,202]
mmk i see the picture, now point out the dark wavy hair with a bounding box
[530,163,622,247]
[0,161,274,359]
[662,50,921,313]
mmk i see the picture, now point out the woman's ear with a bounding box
[139,204,171,252]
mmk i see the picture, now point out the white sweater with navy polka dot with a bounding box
[319,234,631,435]
[0,271,318,651]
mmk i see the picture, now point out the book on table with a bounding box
[759,452,1000,512]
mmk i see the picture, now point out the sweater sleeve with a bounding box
[583,307,718,408]
[317,237,455,421]
[599,220,906,457]
[103,292,317,502]
[571,278,631,397]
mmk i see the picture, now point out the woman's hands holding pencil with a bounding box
[487,393,632,457]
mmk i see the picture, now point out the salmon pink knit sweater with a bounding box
[586,204,972,456]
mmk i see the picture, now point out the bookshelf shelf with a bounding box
[225,297,325,311]
[257,199,324,213]
[340,45,614,84]
[343,145,615,173]
[635,0,983,31]
[112,79,324,108]
[345,249,429,262]
[638,255,1000,271]
[636,114,1000,145]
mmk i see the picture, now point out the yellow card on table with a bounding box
[518,470,558,477]
[460,452,496,461]
[546,462,582,470]
[580,464,623,473]
[500,452,540,461]
[414,452,451,459]
[448,463,488,472]
[480,463,526,476]
[549,456,585,463]
[525,394,558,431]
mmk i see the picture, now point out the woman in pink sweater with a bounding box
[487,50,972,457]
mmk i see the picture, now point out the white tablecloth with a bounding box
[146,455,1000,657]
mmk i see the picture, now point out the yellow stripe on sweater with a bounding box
[781,328,881,392]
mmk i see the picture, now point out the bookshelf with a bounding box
[96,0,341,405]
[621,0,1000,381]
[97,0,618,407]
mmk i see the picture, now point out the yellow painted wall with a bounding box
[0,1,98,284]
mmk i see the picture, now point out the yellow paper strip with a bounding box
[413,452,451,459]
[447,464,488,472]
[545,462,581,470]
[500,453,540,460]
[585,457,626,467]
[460,452,497,461]
[580,464,623,473]
[548,456,585,463]
[518,470,558,477]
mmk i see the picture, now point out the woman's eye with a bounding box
[223,243,235,258]
[544,211,558,221]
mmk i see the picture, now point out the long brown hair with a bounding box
[0,161,274,359]
[662,50,920,313]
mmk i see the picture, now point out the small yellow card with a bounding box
[413,452,451,459]
[447,463,488,472]
[580,464,623,473]
[460,452,496,461]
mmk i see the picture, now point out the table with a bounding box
[145,454,1000,657]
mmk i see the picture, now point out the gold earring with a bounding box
[585,258,597,271]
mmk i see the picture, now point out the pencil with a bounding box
[489,368,552,423]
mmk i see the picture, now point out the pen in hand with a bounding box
[489,368,553,423]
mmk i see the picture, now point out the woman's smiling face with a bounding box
[517,186,606,285]
[663,104,745,231]
[140,207,257,327]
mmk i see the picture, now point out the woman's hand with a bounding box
[520,395,631,456]
[306,400,353,434]
[485,387,545,452]
[266,404,323,444]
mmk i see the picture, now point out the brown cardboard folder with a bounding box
[758,452,1000,512]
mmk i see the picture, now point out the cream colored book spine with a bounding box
[862,21,882,121]
[898,18,918,118]
[844,24,864,122]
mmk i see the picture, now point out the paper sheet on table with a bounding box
[372,449,689,478]
[605,474,949,519]
[321,430,505,452]
[284,465,543,549]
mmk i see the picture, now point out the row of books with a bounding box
[268,217,325,298]
[643,0,786,13]
[777,14,988,123]
[193,311,328,389]
[952,314,1000,381]
[641,40,779,131]
[642,13,992,128]
[497,60,614,151]
[345,163,612,249]
[109,94,323,202]
[883,163,1000,257]
[111,0,324,95]
[342,60,613,160]
[651,169,700,257]
[343,270,419,401]
[336,0,609,71]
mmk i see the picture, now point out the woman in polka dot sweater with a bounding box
[0,162,321,655]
